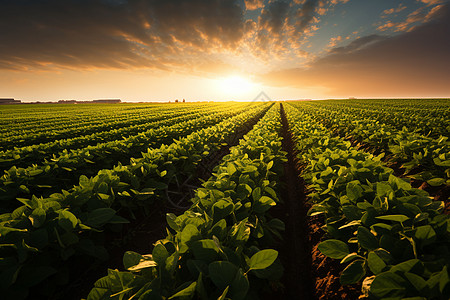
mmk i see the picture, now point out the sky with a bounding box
[0,0,449,102]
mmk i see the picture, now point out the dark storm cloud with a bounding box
[0,0,245,70]
[259,3,450,96]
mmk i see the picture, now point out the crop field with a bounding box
[0,99,449,300]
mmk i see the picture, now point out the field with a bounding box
[0,99,449,300]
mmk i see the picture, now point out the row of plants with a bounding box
[0,103,271,299]
[0,103,241,169]
[304,99,449,138]
[284,103,450,299]
[0,104,261,212]
[85,103,287,300]
[0,103,183,149]
[290,101,450,188]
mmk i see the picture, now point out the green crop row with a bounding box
[0,104,262,212]
[0,103,269,299]
[0,103,242,169]
[85,103,287,300]
[0,104,181,149]
[289,101,450,187]
[301,99,450,138]
[284,103,450,299]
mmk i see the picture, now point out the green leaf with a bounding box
[368,251,386,274]
[167,213,179,231]
[341,253,364,264]
[195,273,208,300]
[227,163,237,176]
[369,271,407,298]
[346,181,363,201]
[390,175,411,190]
[58,210,78,231]
[230,269,249,300]
[248,249,278,271]
[88,270,134,300]
[29,207,46,228]
[180,224,201,244]
[414,225,436,247]
[376,182,394,197]
[242,165,257,174]
[439,266,449,294]
[427,178,445,186]
[169,281,197,299]
[253,196,276,214]
[208,261,238,290]
[0,225,27,236]
[404,272,427,293]
[375,214,409,223]
[210,219,227,241]
[127,258,157,271]
[217,286,229,300]
[229,220,250,245]
[318,239,350,259]
[107,215,129,224]
[28,169,43,176]
[60,232,79,247]
[357,227,378,250]
[79,175,90,187]
[212,200,234,221]
[390,259,422,274]
[252,187,261,201]
[123,251,142,269]
[340,259,366,285]
[190,240,219,263]
[152,243,169,266]
[342,206,363,222]
[85,208,116,227]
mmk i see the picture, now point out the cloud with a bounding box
[377,3,445,32]
[253,0,321,54]
[419,0,445,5]
[329,34,385,53]
[258,0,291,37]
[0,0,245,71]
[327,35,342,48]
[245,0,265,10]
[0,0,328,72]
[258,4,450,96]
[382,3,407,15]
[330,0,349,4]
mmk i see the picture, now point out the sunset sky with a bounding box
[0,0,449,102]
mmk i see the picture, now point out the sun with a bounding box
[219,76,254,94]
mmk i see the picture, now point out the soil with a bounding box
[307,215,362,300]
[279,103,361,300]
[268,103,314,299]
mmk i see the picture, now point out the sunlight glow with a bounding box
[219,76,254,95]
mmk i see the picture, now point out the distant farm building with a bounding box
[0,98,21,104]
[92,99,121,103]
[58,100,77,104]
